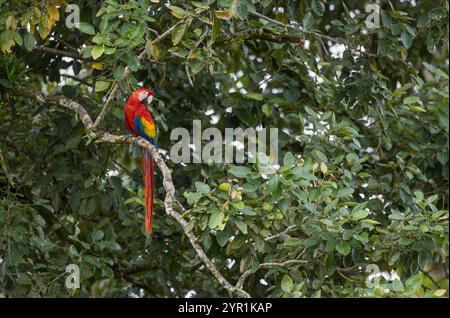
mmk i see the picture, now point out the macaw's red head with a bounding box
[129,88,155,107]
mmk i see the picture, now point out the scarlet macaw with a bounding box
[124,88,157,236]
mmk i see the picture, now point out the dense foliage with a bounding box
[0,0,448,298]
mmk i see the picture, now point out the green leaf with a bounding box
[0,79,13,89]
[403,96,420,104]
[23,33,36,51]
[242,206,257,216]
[352,210,369,220]
[284,237,302,247]
[399,237,414,246]
[94,80,111,92]
[192,1,210,9]
[283,152,295,166]
[113,65,125,81]
[267,175,282,199]
[65,135,81,150]
[303,12,314,30]
[423,62,449,80]
[314,150,328,163]
[78,22,95,35]
[231,201,244,210]
[104,47,116,55]
[229,166,251,178]
[216,230,231,247]
[169,6,186,19]
[91,45,104,60]
[392,279,404,291]
[234,0,249,20]
[311,0,325,16]
[281,275,294,293]
[388,212,405,220]
[185,192,203,204]
[336,188,354,198]
[320,219,333,226]
[31,236,56,253]
[234,219,248,234]
[245,92,263,101]
[335,241,351,255]
[405,274,423,294]
[91,229,104,241]
[292,189,308,202]
[381,10,392,28]
[195,181,211,194]
[209,211,224,229]
[172,22,187,45]
[211,16,221,42]
[433,289,447,297]
[436,150,448,165]
[400,31,413,49]
[124,53,141,72]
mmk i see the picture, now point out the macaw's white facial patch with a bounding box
[138,91,149,102]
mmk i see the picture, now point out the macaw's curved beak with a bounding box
[146,94,154,104]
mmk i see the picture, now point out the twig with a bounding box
[249,11,342,43]
[57,38,79,53]
[34,46,83,60]
[236,259,307,290]
[185,64,194,87]
[388,0,395,11]
[35,271,68,296]
[420,269,441,289]
[336,269,355,282]
[61,74,93,87]
[264,225,297,241]
[217,28,305,45]
[0,144,15,187]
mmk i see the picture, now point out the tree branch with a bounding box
[15,85,250,298]
[0,144,15,187]
[34,46,84,60]
[61,74,93,87]
[264,225,297,241]
[236,259,308,290]
[248,11,377,58]
[249,11,342,43]
[218,28,305,45]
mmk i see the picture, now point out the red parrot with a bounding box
[124,88,157,236]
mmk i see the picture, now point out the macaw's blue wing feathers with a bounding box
[134,115,156,142]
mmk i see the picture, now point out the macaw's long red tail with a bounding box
[141,150,154,236]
